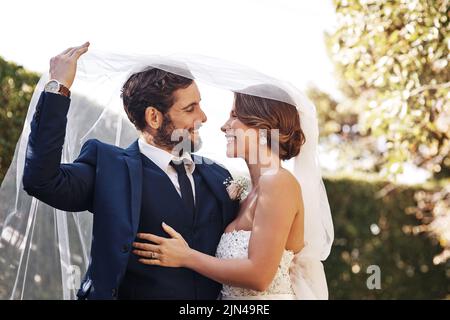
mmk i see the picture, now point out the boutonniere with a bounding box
[223,176,250,201]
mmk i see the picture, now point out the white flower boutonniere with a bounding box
[223,176,250,201]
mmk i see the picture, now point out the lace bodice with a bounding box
[215,230,295,299]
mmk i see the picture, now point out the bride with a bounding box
[133,87,331,300]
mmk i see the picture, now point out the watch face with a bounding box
[45,80,59,92]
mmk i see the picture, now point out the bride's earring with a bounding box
[259,130,267,145]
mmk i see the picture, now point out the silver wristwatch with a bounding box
[44,79,71,97]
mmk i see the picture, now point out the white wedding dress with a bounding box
[215,230,297,300]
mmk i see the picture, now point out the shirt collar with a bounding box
[138,137,195,174]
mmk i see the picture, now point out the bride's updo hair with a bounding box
[234,85,306,161]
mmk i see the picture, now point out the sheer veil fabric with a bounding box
[0,51,333,299]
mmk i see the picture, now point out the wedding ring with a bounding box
[151,252,156,259]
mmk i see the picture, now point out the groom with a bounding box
[22,42,239,299]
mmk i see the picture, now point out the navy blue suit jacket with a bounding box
[22,92,238,299]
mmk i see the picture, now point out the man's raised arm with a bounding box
[23,42,96,212]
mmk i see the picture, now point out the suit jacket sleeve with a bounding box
[22,91,96,212]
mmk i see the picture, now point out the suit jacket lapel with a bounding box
[193,155,237,227]
[122,148,237,234]
[124,140,143,236]
[193,156,229,204]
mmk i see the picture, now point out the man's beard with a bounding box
[153,113,202,154]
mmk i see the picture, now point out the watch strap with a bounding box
[58,84,71,98]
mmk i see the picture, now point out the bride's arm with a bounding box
[134,172,303,291]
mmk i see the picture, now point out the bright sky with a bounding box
[0,0,339,174]
[0,0,338,95]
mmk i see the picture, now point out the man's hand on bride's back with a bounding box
[49,42,90,89]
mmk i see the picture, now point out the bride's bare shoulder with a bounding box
[258,168,301,196]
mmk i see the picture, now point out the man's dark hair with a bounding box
[121,67,193,130]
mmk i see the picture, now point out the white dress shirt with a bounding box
[138,137,196,204]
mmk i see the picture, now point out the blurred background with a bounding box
[0,0,449,299]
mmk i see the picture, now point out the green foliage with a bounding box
[324,176,449,299]
[307,86,359,137]
[0,56,40,183]
[326,0,450,178]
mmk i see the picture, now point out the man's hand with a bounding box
[49,42,90,89]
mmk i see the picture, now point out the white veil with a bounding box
[0,50,333,300]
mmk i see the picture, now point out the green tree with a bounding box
[0,56,40,183]
[324,0,450,265]
[326,0,449,178]
[307,86,359,138]
[324,177,448,299]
